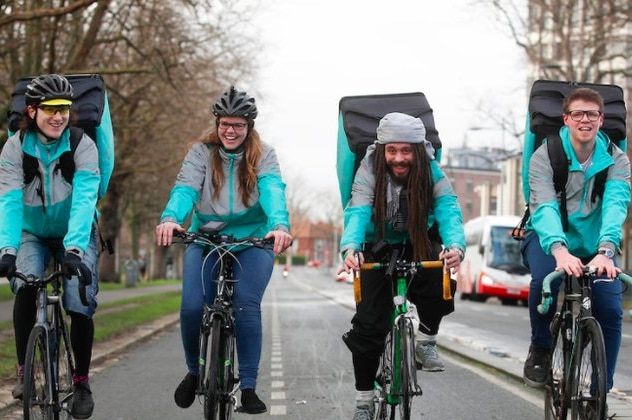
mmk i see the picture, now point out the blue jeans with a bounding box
[521,232,622,391]
[180,243,273,390]
[11,230,100,316]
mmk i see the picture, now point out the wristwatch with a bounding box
[598,249,615,259]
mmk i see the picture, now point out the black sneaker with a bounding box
[523,344,550,388]
[174,373,198,408]
[241,389,267,414]
[71,382,94,419]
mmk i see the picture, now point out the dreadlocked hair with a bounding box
[201,119,262,206]
[373,143,434,261]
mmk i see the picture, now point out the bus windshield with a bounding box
[487,226,529,274]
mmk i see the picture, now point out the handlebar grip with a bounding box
[537,269,565,315]
[537,296,552,315]
[442,266,452,301]
[618,272,632,286]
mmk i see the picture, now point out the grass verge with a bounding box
[0,290,180,380]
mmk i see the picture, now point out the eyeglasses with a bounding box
[218,121,247,131]
[38,105,71,117]
[567,110,602,122]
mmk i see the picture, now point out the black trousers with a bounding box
[342,241,456,390]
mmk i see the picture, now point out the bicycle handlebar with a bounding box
[360,260,444,271]
[537,268,632,314]
[360,258,451,300]
[172,231,274,249]
[13,270,90,306]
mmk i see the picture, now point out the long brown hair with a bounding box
[198,119,262,206]
[373,143,434,261]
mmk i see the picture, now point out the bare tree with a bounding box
[0,0,261,281]
[487,0,631,83]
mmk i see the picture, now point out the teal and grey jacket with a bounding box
[0,129,100,258]
[339,144,465,254]
[526,126,631,257]
[160,142,290,237]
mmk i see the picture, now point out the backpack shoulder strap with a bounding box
[19,130,40,185]
[57,127,84,185]
[591,141,614,203]
[546,133,570,232]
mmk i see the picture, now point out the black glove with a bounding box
[62,253,92,286]
[0,254,16,278]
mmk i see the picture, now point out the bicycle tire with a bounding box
[204,317,222,420]
[570,318,607,420]
[374,332,392,420]
[397,317,416,420]
[24,325,56,420]
[54,313,74,419]
[219,329,236,420]
[545,312,570,420]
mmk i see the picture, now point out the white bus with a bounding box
[456,215,530,306]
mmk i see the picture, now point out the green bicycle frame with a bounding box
[387,275,409,405]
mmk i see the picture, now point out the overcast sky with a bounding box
[248,0,528,213]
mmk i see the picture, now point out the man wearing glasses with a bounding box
[521,88,631,402]
[0,74,100,419]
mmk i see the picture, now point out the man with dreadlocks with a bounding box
[339,112,465,420]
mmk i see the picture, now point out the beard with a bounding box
[387,163,411,184]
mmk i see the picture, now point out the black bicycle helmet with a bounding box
[25,74,73,106]
[212,86,258,119]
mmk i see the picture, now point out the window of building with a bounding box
[466,180,474,193]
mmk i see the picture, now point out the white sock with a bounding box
[417,332,437,345]
[355,390,374,406]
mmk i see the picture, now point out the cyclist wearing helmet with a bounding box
[0,74,100,419]
[156,86,292,414]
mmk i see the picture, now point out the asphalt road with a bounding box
[2,266,632,418]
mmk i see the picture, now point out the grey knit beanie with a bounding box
[376,112,434,159]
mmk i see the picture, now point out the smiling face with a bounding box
[563,98,604,147]
[385,142,414,183]
[27,104,70,140]
[217,116,249,150]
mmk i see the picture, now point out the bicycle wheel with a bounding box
[204,317,222,420]
[397,317,417,420]
[219,331,236,420]
[545,313,570,420]
[570,318,607,420]
[374,332,392,420]
[54,316,74,419]
[23,325,56,420]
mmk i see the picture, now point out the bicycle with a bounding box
[13,267,79,420]
[173,231,273,420]
[537,266,632,420]
[358,248,449,420]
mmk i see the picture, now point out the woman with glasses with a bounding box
[156,86,292,414]
[521,87,631,407]
[0,73,100,419]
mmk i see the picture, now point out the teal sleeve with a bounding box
[160,185,199,225]
[0,190,24,250]
[340,205,372,251]
[64,137,100,252]
[258,173,290,231]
